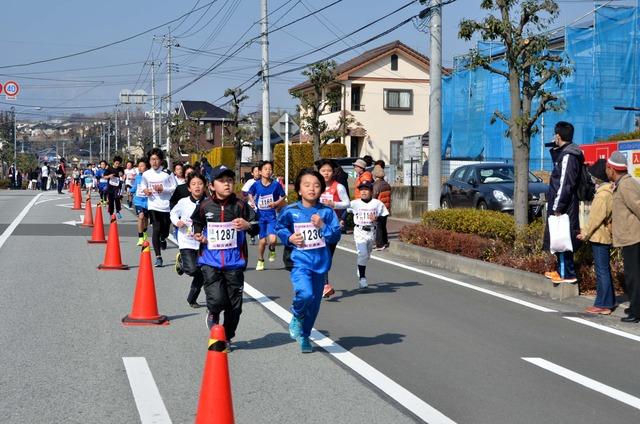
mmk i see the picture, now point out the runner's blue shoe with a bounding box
[299,337,312,353]
[116,212,122,220]
[289,315,303,340]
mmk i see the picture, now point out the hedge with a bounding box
[422,208,517,244]
[190,146,235,168]
[319,143,347,158]
[274,142,348,180]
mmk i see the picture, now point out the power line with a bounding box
[0,0,221,69]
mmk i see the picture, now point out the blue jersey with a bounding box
[248,179,286,221]
[275,201,341,274]
[96,168,107,190]
[83,169,94,185]
[130,174,148,209]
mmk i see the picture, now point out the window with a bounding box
[351,85,364,111]
[390,140,403,168]
[451,166,467,181]
[383,89,412,111]
[391,54,398,71]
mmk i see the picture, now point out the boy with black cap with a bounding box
[348,180,389,289]
[191,165,259,345]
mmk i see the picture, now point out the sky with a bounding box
[1,0,636,120]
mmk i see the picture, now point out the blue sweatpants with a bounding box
[290,267,325,338]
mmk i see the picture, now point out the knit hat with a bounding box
[587,159,608,182]
[372,165,385,179]
[607,151,628,171]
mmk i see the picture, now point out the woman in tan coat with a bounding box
[577,159,615,314]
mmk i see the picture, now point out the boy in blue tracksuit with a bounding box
[191,165,258,344]
[96,160,108,205]
[130,159,148,246]
[276,169,341,353]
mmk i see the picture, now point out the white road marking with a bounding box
[35,197,65,205]
[523,357,640,410]
[336,245,557,313]
[243,283,457,424]
[563,317,640,343]
[122,357,172,424]
[0,193,42,251]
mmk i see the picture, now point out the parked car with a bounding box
[440,163,547,218]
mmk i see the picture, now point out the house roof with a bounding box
[179,100,231,121]
[289,40,448,93]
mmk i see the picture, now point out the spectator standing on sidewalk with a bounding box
[543,121,584,284]
[577,159,614,315]
[353,158,373,199]
[40,162,49,191]
[55,159,66,194]
[372,164,391,250]
[606,151,640,323]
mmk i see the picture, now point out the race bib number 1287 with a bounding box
[207,222,238,250]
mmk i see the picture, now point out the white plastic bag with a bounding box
[548,214,573,253]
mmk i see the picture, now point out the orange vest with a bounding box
[354,171,373,199]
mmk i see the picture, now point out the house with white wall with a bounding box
[290,40,440,165]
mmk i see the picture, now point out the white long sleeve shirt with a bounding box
[140,167,176,212]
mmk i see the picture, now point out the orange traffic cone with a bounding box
[72,184,82,210]
[98,214,129,270]
[80,197,94,227]
[70,180,77,198]
[122,241,169,326]
[88,204,107,244]
[69,180,75,194]
[195,325,234,424]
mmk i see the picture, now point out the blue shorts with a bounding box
[259,220,276,239]
[135,206,148,217]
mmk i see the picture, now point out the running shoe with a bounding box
[544,271,560,280]
[250,236,256,246]
[143,232,148,241]
[268,249,276,262]
[175,252,183,275]
[160,238,167,250]
[358,277,368,289]
[585,306,612,315]
[136,237,144,246]
[206,312,219,330]
[189,303,203,309]
[551,274,577,284]
[116,212,122,220]
[256,259,265,271]
[299,336,313,353]
[289,315,303,340]
[155,257,163,268]
[322,283,335,298]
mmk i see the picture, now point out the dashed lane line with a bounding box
[123,357,172,424]
[523,357,640,411]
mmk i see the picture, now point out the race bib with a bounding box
[207,222,238,250]
[294,222,326,250]
[320,192,333,205]
[179,219,200,249]
[99,178,108,184]
[109,176,120,186]
[257,194,274,210]
[354,209,377,226]
[135,186,148,197]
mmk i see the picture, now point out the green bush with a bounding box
[422,208,517,244]
[319,143,347,158]
[273,143,314,180]
[0,179,9,189]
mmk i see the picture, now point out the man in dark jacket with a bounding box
[543,121,584,284]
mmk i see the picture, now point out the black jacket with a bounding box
[543,142,584,252]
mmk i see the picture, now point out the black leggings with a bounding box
[107,186,121,215]
[149,210,171,257]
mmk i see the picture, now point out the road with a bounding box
[1,190,639,423]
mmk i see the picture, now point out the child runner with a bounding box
[349,180,389,289]
[248,160,286,270]
[83,165,95,197]
[140,148,177,267]
[103,156,125,219]
[172,162,186,186]
[191,165,258,347]
[124,160,137,208]
[171,172,207,308]
[241,165,260,245]
[96,160,108,205]
[316,159,350,298]
[276,169,341,353]
[130,159,149,246]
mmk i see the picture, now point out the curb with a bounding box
[388,240,579,301]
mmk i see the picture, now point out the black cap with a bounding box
[357,180,373,190]
[588,158,609,182]
[210,165,235,180]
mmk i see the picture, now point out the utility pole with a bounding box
[126,106,131,149]
[100,123,104,159]
[427,0,442,211]
[150,60,157,147]
[164,32,175,167]
[115,107,119,156]
[261,0,271,160]
[107,119,112,162]
[89,137,93,163]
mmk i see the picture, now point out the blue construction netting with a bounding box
[442,3,640,170]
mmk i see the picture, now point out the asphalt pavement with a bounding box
[2,190,640,423]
